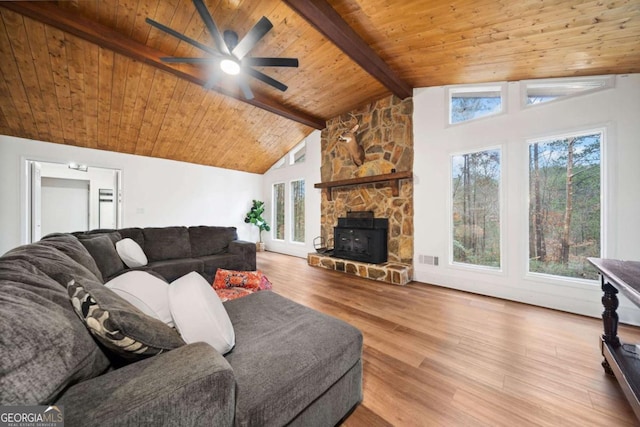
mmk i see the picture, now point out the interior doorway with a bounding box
[26,160,122,242]
[41,177,90,237]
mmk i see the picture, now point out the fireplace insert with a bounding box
[333,211,388,264]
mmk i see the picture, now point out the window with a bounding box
[290,180,305,243]
[273,183,285,240]
[289,141,306,165]
[269,140,306,171]
[523,76,613,107]
[451,148,501,268]
[449,85,504,124]
[528,130,602,280]
[271,158,286,170]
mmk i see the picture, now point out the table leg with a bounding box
[601,279,620,374]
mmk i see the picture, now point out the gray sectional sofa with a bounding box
[74,225,257,282]
[0,227,363,426]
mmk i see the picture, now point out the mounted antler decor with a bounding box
[336,115,365,166]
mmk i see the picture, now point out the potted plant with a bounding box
[244,200,270,251]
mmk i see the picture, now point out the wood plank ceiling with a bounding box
[0,0,638,173]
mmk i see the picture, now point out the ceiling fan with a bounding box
[146,0,298,100]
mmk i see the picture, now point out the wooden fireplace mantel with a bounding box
[314,171,412,201]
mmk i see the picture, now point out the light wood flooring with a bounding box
[256,251,640,427]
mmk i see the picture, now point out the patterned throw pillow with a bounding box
[68,279,185,361]
[213,269,272,291]
[213,269,262,290]
[215,287,255,302]
[259,274,273,291]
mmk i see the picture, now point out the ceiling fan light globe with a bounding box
[220,59,241,75]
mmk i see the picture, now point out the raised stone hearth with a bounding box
[308,252,413,286]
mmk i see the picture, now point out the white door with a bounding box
[30,161,42,242]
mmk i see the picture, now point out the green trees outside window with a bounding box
[451,148,501,268]
[528,131,602,279]
[273,183,285,240]
[291,180,305,243]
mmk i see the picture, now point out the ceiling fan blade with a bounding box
[244,68,288,92]
[242,57,298,67]
[146,18,219,56]
[232,16,273,59]
[160,57,218,64]
[203,70,223,90]
[238,76,254,100]
[192,0,230,55]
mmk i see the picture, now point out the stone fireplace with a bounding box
[308,94,414,285]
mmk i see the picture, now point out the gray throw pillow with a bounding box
[78,233,125,280]
[67,278,185,361]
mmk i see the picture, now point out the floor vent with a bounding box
[419,255,439,266]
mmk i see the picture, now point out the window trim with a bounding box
[523,126,607,283]
[289,140,306,165]
[448,144,505,273]
[446,82,507,126]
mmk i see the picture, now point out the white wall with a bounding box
[0,135,263,255]
[413,74,640,324]
[41,177,90,236]
[262,131,322,258]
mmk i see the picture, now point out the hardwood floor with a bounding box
[256,251,640,426]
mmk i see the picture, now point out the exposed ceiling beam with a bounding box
[0,1,325,130]
[284,0,412,99]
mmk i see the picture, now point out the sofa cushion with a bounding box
[145,258,204,282]
[78,233,125,281]
[116,238,148,268]
[68,278,185,362]
[3,243,105,289]
[143,227,191,262]
[169,272,235,355]
[105,271,172,326]
[223,291,363,426]
[188,226,238,257]
[228,240,257,270]
[39,233,104,282]
[56,342,236,427]
[200,254,246,281]
[0,258,110,404]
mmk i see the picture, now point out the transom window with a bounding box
[523,76,613,107]
[449,85,504,124]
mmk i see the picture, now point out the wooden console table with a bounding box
[588,258,640,420]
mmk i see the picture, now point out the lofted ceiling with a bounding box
[0,0,638,174]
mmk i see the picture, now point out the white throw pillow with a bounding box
[105,271,173,326]
[115,238,148,268]
[169,272,235,354]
